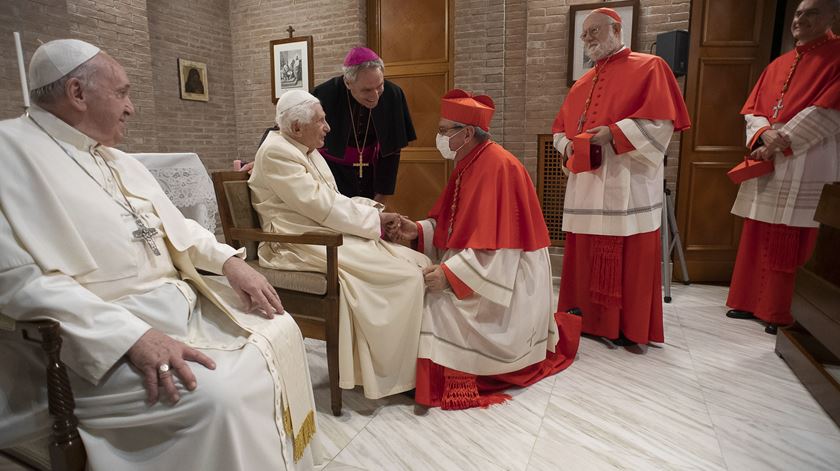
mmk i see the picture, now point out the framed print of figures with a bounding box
[178,58,209,102]
[270,36,314,103]
[567,0,639,86]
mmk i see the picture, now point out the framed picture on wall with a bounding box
[178,58,209,102]
[567,0,639,86]
[270,36,314,103]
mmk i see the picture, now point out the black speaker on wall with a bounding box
[655,30,689,77]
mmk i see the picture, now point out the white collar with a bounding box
[28,105,101,154]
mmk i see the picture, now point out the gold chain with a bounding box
[347,91,372,156]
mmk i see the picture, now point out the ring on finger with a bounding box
[158,363,171,376]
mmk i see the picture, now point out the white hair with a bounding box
[30,58,99,106]
[276,100,320,134]
[342,58,385,82]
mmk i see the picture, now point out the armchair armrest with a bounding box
[229,228,343,247]
[12,320,87,471]
[230,229,342,298]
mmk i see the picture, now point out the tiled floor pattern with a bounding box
[3,284,837,471]
[312,284,840,471]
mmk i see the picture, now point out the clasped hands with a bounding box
[127,256,283,406]
[379,212,417,243]
[750,129,790,161]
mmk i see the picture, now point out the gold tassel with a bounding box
[284,405,316,462]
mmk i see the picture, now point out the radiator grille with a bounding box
[537,134,566,246]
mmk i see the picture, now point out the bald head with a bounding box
[792,0,840,44]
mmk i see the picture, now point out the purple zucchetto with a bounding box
[343,47,380,66]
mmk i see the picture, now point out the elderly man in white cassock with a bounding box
[0,39,321,470]
[249,90,430,399]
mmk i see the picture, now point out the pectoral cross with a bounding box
[772,98,784,120]
[353,155,369,178]
[131,216,162,256]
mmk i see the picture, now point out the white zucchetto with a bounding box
[28,39,101,91]
[276,90,319,115]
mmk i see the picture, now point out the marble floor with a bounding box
[311,284,840,471]
[3,284,838,471]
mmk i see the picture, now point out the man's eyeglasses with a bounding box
[438,125,464,135]
[580,24,612,40]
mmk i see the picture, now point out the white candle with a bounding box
[14,32,30,109]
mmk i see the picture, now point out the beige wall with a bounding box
[228,0,366,163]
[0,0,236,170]
[1,0,689,185]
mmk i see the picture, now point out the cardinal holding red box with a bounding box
[566,132,603,174]
[725,0,840,333]
[550,7,690,347]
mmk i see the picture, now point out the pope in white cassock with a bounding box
[248,90,430,399]
[0,40,322,470]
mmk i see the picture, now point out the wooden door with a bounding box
[367,0,453,219]
[675,0,778,282]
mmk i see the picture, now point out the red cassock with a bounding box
[727,33,839,325]
[727,220,818,325]
[415,141,582,409]
[550,49,689,344]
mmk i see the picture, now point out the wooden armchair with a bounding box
[0,319,86,471]
[211,171,344,416]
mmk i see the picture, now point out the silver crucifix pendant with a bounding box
[132,217,162,256]
[772,99,783,119]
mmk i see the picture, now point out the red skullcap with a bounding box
[593,7,622,23]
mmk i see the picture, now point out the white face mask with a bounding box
[436,128,466,160]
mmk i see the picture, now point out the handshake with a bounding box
[379,213,418,244]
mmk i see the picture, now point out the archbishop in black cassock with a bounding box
[312,47,416,201]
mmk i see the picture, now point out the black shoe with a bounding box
[764,324,778,335]
[611,333,637,347]
[726,309,756,320]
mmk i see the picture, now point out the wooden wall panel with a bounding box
[694,60,757,150]
[380,0,448,64]
[676,0,778,282]
[684,163,741,249]
[388,74,448,149]
[703,0,765,46]
[393,160,448,220]
[368,0,453,220]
